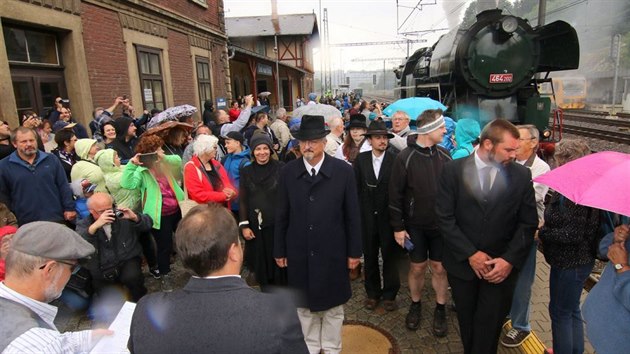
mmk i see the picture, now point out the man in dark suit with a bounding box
[274,115,362,354]
[128,203,307,354]
[436,119,538,354]
[354,121,401,312]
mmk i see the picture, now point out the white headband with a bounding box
[417,115,445,134]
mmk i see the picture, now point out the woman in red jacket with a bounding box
[183,134,237,207]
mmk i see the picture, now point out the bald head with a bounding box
[87,193,114,219]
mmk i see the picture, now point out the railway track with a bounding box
[562,124,630,145]
[563,113,630,128]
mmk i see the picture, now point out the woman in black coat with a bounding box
[239,133,286,290]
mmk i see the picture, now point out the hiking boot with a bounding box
[382,300,398,312]
[433,306,447,337]
[501,328,531,347]
[161,274,173,292]
[149,267,161,280]
[405,302,421,330]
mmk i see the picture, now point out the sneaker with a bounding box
[501,328,531,348]
[149,267,161,280]
[405,302,422,330]
[161,274,173,292]
[433,306,447,337]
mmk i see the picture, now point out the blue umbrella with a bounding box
[383,97,447,120]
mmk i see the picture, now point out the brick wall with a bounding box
[212,45,229,100]
[167,29,196,106]
[81,2,130,108]
[148,0,223,32]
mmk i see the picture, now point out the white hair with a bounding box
[275,108,287,120]
[193,134,219,156]
[329,117,344,129]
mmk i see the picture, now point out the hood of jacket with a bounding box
[95,149,120,173]
[455,118,481,147]
[114,117,134,140]
[75,138,97,160]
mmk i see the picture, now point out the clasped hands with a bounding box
[469,251,512,284]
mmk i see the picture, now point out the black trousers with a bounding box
[363,213,401,301]
[152,211,181,275]
[448,270,518,354]
[92,257,147,302]
[137,230,157,269]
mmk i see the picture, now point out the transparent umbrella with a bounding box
[147,104,198,129]
[291,104,342,123]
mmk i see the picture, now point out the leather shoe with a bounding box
[364,298,379,310]
[382,300,398,312]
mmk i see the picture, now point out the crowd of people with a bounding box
[0,91,628,354]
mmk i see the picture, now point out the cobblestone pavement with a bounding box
[54,251,595,354]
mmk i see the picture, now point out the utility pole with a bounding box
[319,0,322,93]
[612,34,622,112]
[323,8,331,95]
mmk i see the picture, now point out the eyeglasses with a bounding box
[518,137,536,141]
[39,260,80,274]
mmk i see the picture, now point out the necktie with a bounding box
[481,166,492,194]
[311,168,316,177]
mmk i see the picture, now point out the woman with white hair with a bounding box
[183,134,237,206]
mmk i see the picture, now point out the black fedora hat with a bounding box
[363,120,394,138]
[347,114,368,130]
[293,115,328,140]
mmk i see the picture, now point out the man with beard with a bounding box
[0,120,15,160]
[436,119,538,354]
[274,115,362,354]
[354,121,401,312]
[0,127,76,225]
[0,221,112,353]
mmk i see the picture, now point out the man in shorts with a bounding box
[389,109,451,336]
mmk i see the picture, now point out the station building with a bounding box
[0,0,230,127]
[226,13,318,111]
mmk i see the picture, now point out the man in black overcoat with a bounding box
[353,121,401,312]
[435,119,538,354]
[274,115,362,354]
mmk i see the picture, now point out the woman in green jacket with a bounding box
[121,134,184,291]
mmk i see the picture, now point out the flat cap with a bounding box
[11,222,95,260]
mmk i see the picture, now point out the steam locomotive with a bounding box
[394,9,580,139]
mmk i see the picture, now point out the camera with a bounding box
[101,266,119,281]
[113,209,124,218]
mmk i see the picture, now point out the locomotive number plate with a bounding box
[489,74,513,83]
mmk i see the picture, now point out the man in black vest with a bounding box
[0,222,111,353]
[354,121,401,312]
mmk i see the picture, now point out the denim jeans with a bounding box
[509,242,538,331]
[548,261,594,354]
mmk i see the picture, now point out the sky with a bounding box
[223,0,475,71]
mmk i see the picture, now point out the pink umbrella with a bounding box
[534,151,630,217]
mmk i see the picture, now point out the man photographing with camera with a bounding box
[76,193,152,302]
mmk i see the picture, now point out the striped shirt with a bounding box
[0,283,92,354]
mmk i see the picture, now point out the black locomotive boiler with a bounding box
[395,9,580,136]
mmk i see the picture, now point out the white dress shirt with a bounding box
[303,153,326,176]
[372,153,383,178]
[474,151,497,192]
